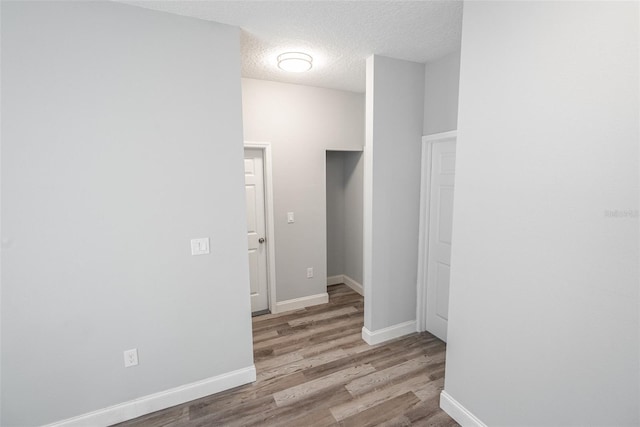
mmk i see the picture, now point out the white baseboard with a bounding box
[275,292,329,313]
[326,274,363,296]
[45,365,256,427]
[327,275,343,286]
[440,391,488,427]
[361,320,416,345]
[342,275,363,296]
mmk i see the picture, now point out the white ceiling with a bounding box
[121,1,463,93]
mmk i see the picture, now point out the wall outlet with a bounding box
[124,348,139,368]
[307,267,313,278]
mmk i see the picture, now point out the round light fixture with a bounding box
[277,52,313,73]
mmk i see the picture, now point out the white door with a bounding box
[244,148,269,313]
[426,138,456,342]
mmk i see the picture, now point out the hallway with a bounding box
[118,285,456,426]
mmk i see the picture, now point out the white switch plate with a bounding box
[191,238,210,255]
[287,212,295,224]
[124,348,139,368]
[307,267,313,278]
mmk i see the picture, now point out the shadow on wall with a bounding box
[326,150,364,294]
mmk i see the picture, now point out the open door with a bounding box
[417,131,457,342]
[244,147,269,313]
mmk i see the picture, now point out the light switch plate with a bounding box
[287,212,295,224]
[191,238,210,255]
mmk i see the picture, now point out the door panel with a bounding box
[435,262,451,320]
[248,249,260,295]
[244,148,269,313]
[437,187,454,245]
[426,139,456,342]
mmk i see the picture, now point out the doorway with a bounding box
[244,143,277,315]
[325,150,364,295]
[417,131,457,342]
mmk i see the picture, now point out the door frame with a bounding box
[244,141,278,314]
[416,130,457,332]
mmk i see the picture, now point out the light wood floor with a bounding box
[116,285,458,426]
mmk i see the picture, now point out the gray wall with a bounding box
[423,50,461,135]
[445,1,639,425]
[364,55,425,331]
[343,151,364,285]
[1,2,253,425]
[241,78,365,302]
[326,152,345,277]
[326,151,364,284]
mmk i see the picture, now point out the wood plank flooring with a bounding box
[116,285,458,426]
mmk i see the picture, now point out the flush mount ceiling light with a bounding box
[277,52,313,72]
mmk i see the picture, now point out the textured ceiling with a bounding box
[120,1,463,93]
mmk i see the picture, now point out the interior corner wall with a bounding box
[343,151,364,285]
[423,50,461,135]
[326,151,346,277]
[1,2,253,425]
[444,2,639,425]
[241,78,365,302]
[364,55,425,332]
[326,151,364,285]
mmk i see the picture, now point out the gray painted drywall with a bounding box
[364,55,425,331]
[444,2,639,425]
[325,151,364,284]
[241,78,365,302]
[423,50,461,135]
[1,2,253,425]
[326,152,345,277]
[343,151,364,285]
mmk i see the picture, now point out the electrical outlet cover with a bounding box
[124,348,139,367]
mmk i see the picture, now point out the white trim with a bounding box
[327,275,344,286]
[342,275,363,296]
[244,141,277,314]
[416,131,457,333]
[416,136,433,332]
[363,56,375,330]
[440,391,488,427]
[361,320,417,345]
[422,130,458,143]
[275,292,329,313]
[45,366,256,427]
[326,274,363,296]
[325,148,364,152]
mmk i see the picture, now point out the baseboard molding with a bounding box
[342,275,363,296]
[327,275,343,286]
[326,274,363,296]
[275,292,329,313]
[440,391,488,427]
[361,320,417,345]
[45,365,256,427]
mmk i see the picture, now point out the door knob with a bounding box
[258,237,265,244]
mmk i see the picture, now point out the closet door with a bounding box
[418,131,456,342]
